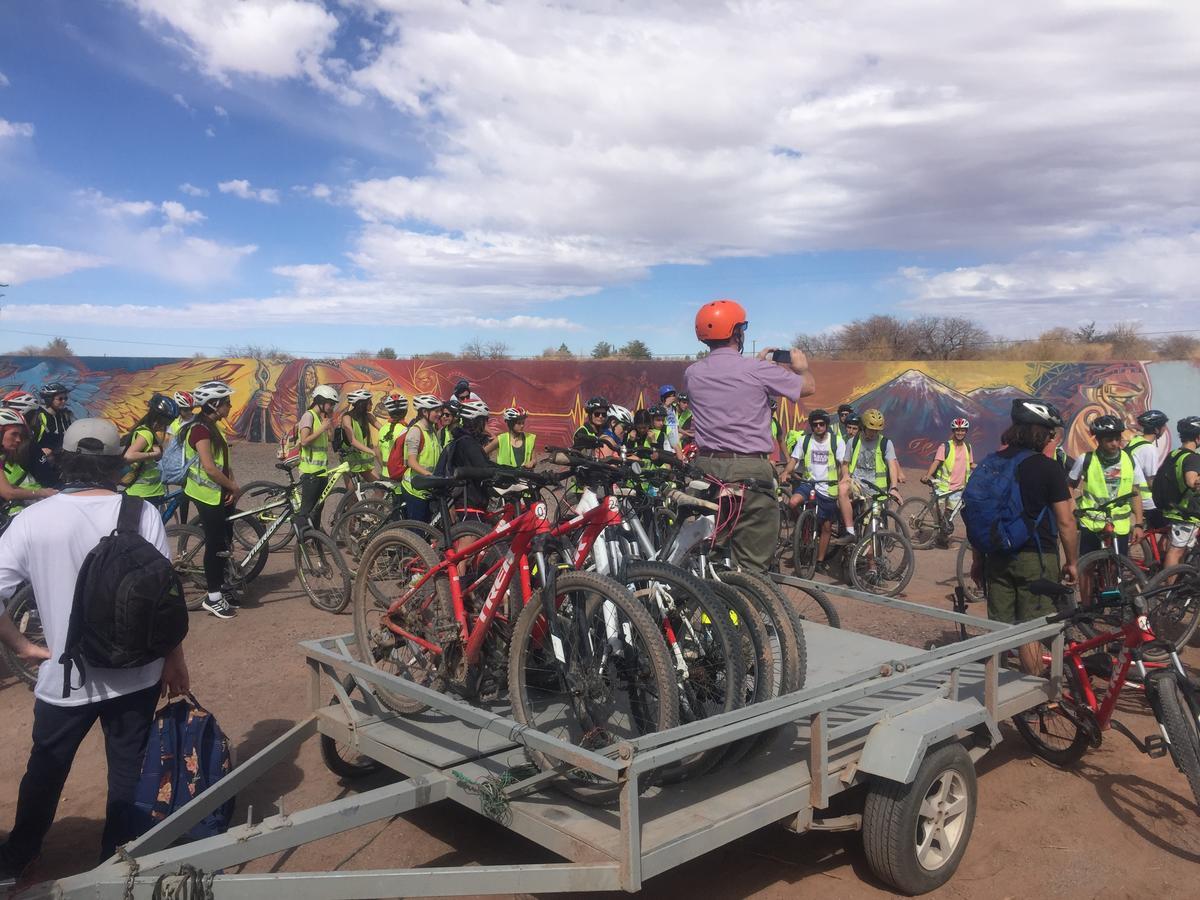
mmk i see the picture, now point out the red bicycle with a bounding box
[1014,576,1200,808]
[351,465,677,803]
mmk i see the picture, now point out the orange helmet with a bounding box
[694,299,748,342]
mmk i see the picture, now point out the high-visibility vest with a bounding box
[785,429,805,456]
[184,425,227,505]
[497,431,536,467]
[933,440,974,490]
[1124,436,1155,506]
[401,422,441,499]
[299,410,329,475]
[1076,450,1135,535]
[1166,449,1200,524]
[378,421,404,469]
[126,425,166,498]
[847,434,891,489]
[345,416,375,471]
[800,432,841,496]
[2,460,39,516]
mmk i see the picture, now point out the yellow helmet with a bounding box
[862,408,885,430]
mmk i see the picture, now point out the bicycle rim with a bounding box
[849,530,914,596]
[297,531,352,613]
[899,498,938,549]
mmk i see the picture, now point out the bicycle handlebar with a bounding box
[1073,491,1138,519]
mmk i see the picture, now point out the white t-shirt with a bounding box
[791,433,836,497]
[837,436,897,488]
[1128,441,1162,511]
[0,494,169,706]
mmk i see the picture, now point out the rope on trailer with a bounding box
[150,864,215,900]
[451,764,539,824]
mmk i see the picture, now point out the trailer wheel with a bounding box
[862,742,977,896]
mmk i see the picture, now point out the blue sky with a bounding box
[1,1,1197,358]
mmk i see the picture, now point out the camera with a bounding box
[771,348,792,364]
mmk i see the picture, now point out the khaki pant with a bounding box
[693,455,779,573]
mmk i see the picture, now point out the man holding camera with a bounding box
[685,299,815,572]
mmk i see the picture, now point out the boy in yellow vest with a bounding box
[1067,414,1145,556]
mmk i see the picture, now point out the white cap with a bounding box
[62,418,124,456]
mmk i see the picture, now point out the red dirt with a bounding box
[1,450,1197,898]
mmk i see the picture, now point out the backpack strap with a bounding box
[117,492,144,534]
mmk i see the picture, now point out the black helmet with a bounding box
[1089,415,1124,437]
[585,396,609,413]
[1011,398,1064,428]
[648,404,667,418]
[845,413,862,427]
[1178,416,1200,440]
[633,408,652,427]
[148,393,178,420]
[677,392,689,403]
[837,403,854,415]
[41,381,70,400]
[445,397,462,416]
[808,408,830,425]
[453,379,470,396]
[1137,409,1168,430]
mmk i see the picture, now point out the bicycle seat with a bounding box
[410,474,461,494]
[276,459,298,473]
[1028,578,1070,599]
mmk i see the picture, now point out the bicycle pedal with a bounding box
[216,550,232,559]
[1143,734,1169,759]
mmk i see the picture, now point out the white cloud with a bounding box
[214,104,228,117]
[171,91,192,112]
[205,126,216,138]
[218,178,280,203]
[0,244,107,284]
[0,118,34,139]
[179,182,209,197]
[0,71,9,88]
[127,0,339,82]
[160,200,206,230]
[309,182,331,199]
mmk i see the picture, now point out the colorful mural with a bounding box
[3,355,1198,468]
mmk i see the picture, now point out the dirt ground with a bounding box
[2,444,1198,899]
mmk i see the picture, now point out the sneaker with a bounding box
[830,532,856,546]
[202,595,237,619]
[0,846,31,891]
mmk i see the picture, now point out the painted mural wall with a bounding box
[3,355,1198,468]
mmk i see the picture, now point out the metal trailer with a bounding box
[27,578,1065,900]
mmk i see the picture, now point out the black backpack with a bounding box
[59,494,189,698]
[1151,449,1196,515]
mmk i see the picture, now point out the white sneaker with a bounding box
[202,595,237,619]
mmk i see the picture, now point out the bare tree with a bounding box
[377,347,398,359]
[837,315,922,359]
[1074,321,1100,344]
[791,332,839,356]
[483,340,510,359]
[911,316,991,360]
[1101,322,1151,358]
[460,337,486,359]
[9,336,75,357]
[223,344,295,362]
[1160,334,1200,359]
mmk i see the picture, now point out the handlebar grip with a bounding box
[667,489,719,512]
[452,466,496,482]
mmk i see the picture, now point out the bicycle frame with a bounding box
[227,494,299,574]
[1062,613,1159,730]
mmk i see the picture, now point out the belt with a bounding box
[695,450,770,459]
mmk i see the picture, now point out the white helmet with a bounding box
[383,392,408,414]
[458,399,490,421]
[412,394,444,411]
[2,391,39,414]
[193,380,233,407]
[346,389,372,404]
[311,384,339,404]
[608,404,633,426]
[503,406,528,423]
[0,408,27,429]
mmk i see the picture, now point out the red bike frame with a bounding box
[1057,611,1159,729]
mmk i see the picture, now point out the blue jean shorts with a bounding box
[814,492,839,523]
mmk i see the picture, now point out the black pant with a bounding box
[297,473,329,531]
[0,683,161,868]
[192,498,232,593]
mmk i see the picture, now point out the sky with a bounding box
[0,0,1197,359]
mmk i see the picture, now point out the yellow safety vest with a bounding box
[299,410,329,475]
[847,435,891,489]
[934,440,973,491]
[126,425,166,498]
[378,421,404,469]
[1077,450,1135,535]
[496,431,536,468]
[2,460,39,516]
[1124,436,1154,505]
[401,422,441,499]
[785,430,805,456]
[1166,449,1200,525]
[800,433,841,497]
[345,416,375,472]
[184,425,227,506]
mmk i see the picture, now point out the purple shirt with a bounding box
[685,347,807,453]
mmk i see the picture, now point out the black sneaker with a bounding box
[202,595,237,619]
[0,846,32,891]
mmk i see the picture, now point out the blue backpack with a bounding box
[962,449,1052,554]
[157,425,192,486]
[134,694,234,840]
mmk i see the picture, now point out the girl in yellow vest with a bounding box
[0,408,56,517]
[377,393,409,474]
[485,406,537,468]
[184,380,242,620]
[400,395,446,522]
[123,393,179,501]
[340,390,380,486]
[296,384,340,531]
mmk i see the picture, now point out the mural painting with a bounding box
[2,355,1197,469]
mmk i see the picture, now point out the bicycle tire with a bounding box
[331,499,393,568]
[1141,564,1200,657]
[166,523,208,611]
[1012,665,1091,766]
[447,519,523,618]
[296,529,352,614]
[955,540,986,604]
[237,481,295,551]
[779,581,841,629]
[719,570,805,694]
[791,508,819,579]
[0,584,41,688]
[706,579,774,768]
[849,529,915,597]
[1074,550,1147,639]
[332,481,387,525]
[352,527,451,714]
[1146,673,1200,808]
[228,508,270,584]
[621,559,741,782]
[319,680,385,779]
[898,497,938,550]
[881,508,911,539]
[507,569,678,805]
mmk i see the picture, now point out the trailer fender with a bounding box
[856,698,999,784]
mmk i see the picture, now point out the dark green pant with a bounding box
[693,455,779,573]
[984,551,1061,624]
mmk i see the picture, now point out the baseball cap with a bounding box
[63,418,124,456]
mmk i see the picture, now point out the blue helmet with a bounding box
[659,384,677,399]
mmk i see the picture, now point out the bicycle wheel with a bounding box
[1142,565,1200,656]
[1147,673,1200,808]
[332,481,388,525]
[508,570,677,805]
[621,560,741,782]
[849,529,915,596]
[955,540,986,604]
[352,528,451,714]
[1012,667,1090,766]
[296,529,352,614]
[791,508,819,579]
[898,498,939,550]
[237,482,295,550]
[779,581,841,629]
[1,584,42,688]
[166,523,208,611]
[706,579,774,768]
[720,570,806,694]
[317,486,347,532]
[1074,550,1147,639]
[1127,531,1163,579]
[228,509,269,584]
[331,499,393,569]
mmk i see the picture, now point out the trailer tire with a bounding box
[862,742,977,896]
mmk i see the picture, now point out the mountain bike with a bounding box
[899,480,965,549]
[0,582,40,688]
[823,483,915,596]
[1014,576,1200,808]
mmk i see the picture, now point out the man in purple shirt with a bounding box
[686,299,815,571]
